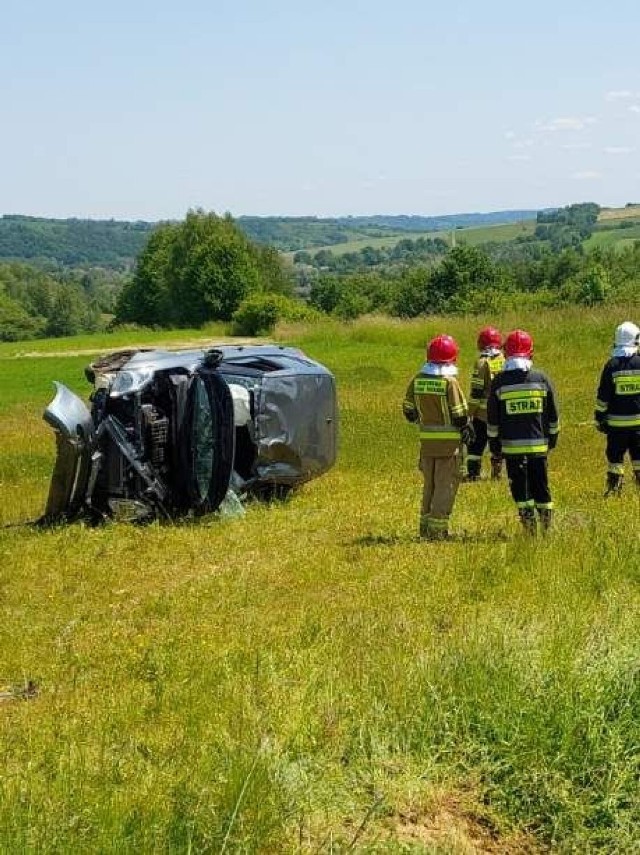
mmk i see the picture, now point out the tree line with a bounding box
[306,241,640,322]
[0,210,540,265]
[0,263,120,341]
[2,204,639,342]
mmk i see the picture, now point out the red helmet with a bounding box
[504,329,533,358]
[477,326,502,351]
[427,334,459,364]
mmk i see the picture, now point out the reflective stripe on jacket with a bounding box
[595,355,640,430]
[486,369,559,456]
[404,370,468,456]
[469,351,504,422]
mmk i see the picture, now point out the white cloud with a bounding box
[604,146,635,155]
[504,130,517,140]
[606,90,634,101]
[629,105,640,114]
[507,154,531,162]
[571,170,602,180]
[536,116,597,132]
[513,139,534,149]
[561,142,592,150]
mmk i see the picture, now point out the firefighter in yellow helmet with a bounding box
[403,335,473,540]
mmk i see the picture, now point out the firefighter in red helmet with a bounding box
[403,334,473,540]
[487,330,560,534]
[466,326,505,481]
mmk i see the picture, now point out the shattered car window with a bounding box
[192,377,215,504]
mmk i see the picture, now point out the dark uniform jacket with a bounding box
[469,349,504,422]
[594,353,640,431]
[403,366,469,457]
[487,365,559,456]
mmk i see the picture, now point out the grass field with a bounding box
[1,305,639,852]
[585,224,640,251]
[302,208,640,261]
[598,205,640,222]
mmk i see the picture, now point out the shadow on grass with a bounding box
[349,530,512,547]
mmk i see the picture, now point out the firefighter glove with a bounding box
[548,433,558,450]
[489,438,502,456]
[461,422,475,446]
[595,421,608,434]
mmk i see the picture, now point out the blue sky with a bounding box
[2,0,640,219]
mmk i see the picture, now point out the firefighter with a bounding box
[487,330,559,535]
[594,321,640,495]
[403,334,473,540]
[466,326,505,481]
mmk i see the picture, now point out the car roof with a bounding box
[122,343,332,377]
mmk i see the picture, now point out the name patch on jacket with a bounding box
[613,374,640,395]
[505,397,544,415]
[414,377,447,396]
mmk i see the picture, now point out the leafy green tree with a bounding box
[560,263,611,305]
[429,246,504,312]
[231,293,319,335]
[309,276,345,314]
[334,291,370,321]
[116,211,289,327]
[0,291,45,341]
[167,212,260,324]
[388,267,433,317]
[46,285,87,337]
[115,225,176,325]
[254,244,293,295]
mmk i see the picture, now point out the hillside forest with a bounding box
[1,202,640,341]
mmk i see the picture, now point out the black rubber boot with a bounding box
[466,458,481,481]
[538,508,553,534]
[604,472,623,497]
[518,508,537,536]
[490,456,503,481]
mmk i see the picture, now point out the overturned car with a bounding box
[43,344,337,523]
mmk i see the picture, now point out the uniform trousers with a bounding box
[606,429,640,473]
[505,455,552,509]
[466,418,488,460]
[419,447,460,528]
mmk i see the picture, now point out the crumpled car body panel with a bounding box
[43,382,95,521]
[255,373,337,483]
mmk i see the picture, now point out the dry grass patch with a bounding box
[390,790,541,854]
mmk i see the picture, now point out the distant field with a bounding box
[598,205,640,222]
[451,219,536,245]
[301,219,536,258]
[585,223,640,250]
[302,214,640,261]
[1,305,640,851]
[308,231,419,256]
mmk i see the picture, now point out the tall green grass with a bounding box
[0,305,639,851]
